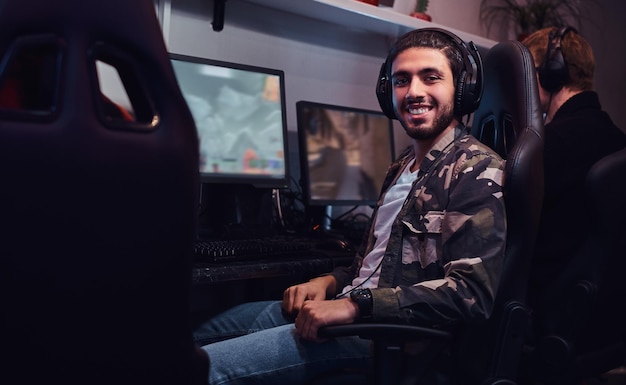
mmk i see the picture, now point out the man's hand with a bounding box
[294,298,359,342]
[282,275,337,317]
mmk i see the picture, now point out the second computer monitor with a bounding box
[296,101,395,207]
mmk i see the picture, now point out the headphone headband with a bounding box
[376,28,483,120]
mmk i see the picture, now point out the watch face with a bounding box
[351,289,373,318]
[350,289,365,300]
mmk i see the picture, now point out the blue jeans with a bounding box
[194,301,371,385]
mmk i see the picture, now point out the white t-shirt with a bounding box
[341,159,418,295]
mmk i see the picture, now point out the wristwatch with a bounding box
[350,288,373,319]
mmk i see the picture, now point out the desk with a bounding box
[190,252,354,322]
[192,253,354,285]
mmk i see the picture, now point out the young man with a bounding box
[195,28,506,384]
[522,27,626,352]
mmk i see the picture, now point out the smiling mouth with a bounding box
[408,105,431,115]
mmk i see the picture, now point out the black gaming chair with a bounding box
[316,39,545,385]
[0,0,207,384]
[520,146,626,385]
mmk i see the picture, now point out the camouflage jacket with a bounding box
[330,125,506,328]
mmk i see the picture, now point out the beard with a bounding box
[402,100,455,141]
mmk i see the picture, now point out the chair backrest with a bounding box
[457,40,545,384]
[584,147,626,348]
[524,147,626,383]
[0,0,206,384]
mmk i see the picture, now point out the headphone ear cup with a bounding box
[376,61,396,119]
[455,70,467,116]
[538,26,572,93]
[538,50,567,92]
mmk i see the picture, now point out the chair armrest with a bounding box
[317,324,453,385]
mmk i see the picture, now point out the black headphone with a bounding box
[537,26,576,93]
[376,28,483,120]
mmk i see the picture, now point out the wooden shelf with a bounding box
[243,0,497,49]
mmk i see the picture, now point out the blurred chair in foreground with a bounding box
[0,0,208,383]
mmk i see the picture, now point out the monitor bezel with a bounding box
[296,100,395,207]
[169,53,290,189]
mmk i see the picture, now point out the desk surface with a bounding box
[192,252,354,285]
[190,252,354,320]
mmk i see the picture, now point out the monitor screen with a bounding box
[296,101,395,207]
[170,53,289,188]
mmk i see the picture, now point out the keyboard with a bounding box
[194,236,318,263]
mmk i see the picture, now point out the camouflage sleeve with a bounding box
[370,150,506,327]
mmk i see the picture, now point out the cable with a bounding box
[273,188,286,229]
[334,255,384,299]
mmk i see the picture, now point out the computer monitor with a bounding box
[170,53,289,189]
[296,101,395,208]
[170,54,290,237]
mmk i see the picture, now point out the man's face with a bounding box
[391,47,456,140]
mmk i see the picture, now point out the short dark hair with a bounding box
[386,29,464,87]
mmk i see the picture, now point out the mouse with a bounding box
[315,237,354,253]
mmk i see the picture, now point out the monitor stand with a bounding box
[305,204,352,240]
[306,204,371,245]
[304,205,331,233]
[322,205,332,232]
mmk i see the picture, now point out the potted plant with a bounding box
[411,0,431,21]
[479,0,599,41]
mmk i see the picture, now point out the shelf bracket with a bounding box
[212,0,227,32]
